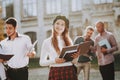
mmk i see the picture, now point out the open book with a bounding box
[59,41,91,62]
[59,45,79,62]
[77,41,91,54]
[0,54,14,61]
[0,45,14,61]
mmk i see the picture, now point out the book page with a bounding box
[63,49,77,58]
[28,40,38,53]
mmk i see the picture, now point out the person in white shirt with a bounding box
[39,15,78,80]
[0,17,36,80]
[0,45,6,80]
[0,63,6,80]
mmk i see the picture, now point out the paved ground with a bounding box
[28,67,120,80]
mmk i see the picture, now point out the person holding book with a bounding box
[73,26,95,80]
[39,15,78,80]
[0,17,36,80]
[94,21,118,80]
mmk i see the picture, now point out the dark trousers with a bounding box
[99,62,114,80]
[6,66,28,80]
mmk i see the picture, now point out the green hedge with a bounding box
[29,53,120,71]
[114,53,120,71]
[29,58,40,68]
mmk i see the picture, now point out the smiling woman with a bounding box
[39,15,78,80]
[54,19,65,35]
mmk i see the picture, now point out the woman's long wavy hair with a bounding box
[52,15,72,55]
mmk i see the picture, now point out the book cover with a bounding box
[59,45,78,62]
[0,54,14,61]
[77,41,91,54]
[98,39,111,49]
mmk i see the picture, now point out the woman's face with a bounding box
[54,19,66,35]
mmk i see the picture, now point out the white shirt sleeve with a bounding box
[39,39,55,66]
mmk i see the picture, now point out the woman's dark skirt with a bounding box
[49,65,78,80]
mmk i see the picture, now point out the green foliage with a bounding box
[29,53,120,71]
[114,53,120,71]
[29,58,40,69]
[0,19,4,41]
[91,57,99,69]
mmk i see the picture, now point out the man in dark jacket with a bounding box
[74,26,95,80]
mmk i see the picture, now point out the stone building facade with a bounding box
[0,0,120,56]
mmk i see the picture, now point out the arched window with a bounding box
[24,32,37,52]
[24,32,36,43]
[2,0,14,18]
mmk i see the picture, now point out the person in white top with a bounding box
[39,15,78,80]
[0,17,36,80]
[0,63,6,80]
[0,45,6,80]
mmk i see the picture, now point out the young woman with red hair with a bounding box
[39,15,78,80]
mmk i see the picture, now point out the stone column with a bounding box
[0,2,2,18]
[13,0,21,33]
[81,0,93,28]
[37,0,44,57]
[61,0,69,18]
